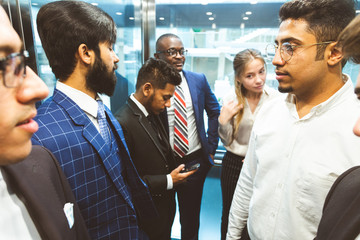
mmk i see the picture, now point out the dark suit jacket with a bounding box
[115,97,176,239]
[160,70,220,165]
[315,166,360,240]
[1,145,90,240]
[32,89,156,239]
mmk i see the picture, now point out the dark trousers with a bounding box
[220,151,245,240]
[175,155,212,240]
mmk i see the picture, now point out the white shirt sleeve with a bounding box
[166,174,173,190]
[226,130,257,239]
[218,119,235,147]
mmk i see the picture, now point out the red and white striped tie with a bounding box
[174,85,189,157]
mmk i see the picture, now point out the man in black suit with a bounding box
[115,58,196,240]
[0,5,90,239]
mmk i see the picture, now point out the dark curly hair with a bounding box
[136,58,181,90]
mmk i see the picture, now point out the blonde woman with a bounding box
[218,49,279,240]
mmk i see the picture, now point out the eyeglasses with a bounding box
[265,41,334,62]
[0,50,29,88]
[156,48,188,57]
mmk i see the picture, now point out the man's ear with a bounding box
[77,44,94,65]
[154,53,159,59]
[142,82,153,97]
[327,42,343,66]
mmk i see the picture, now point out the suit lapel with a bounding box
[53,90,137,210]
[53,90,110,161]
[183,70,200,123]
[127,98,169,162]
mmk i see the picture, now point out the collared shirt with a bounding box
[227,76,360,240]
[0,171,41,239]
[219,85,280,156]
[56,81,101,132]
[167,72,201,154]
[130,94,173,190]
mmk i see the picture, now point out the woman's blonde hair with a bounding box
[338,15,360,64]
[233,49,265,134]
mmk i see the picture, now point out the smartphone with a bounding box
[180,163,200,173]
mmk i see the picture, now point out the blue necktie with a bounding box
[97,100,111,145]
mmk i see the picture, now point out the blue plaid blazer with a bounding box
[32,89,156,239]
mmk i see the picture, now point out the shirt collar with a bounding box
[285,74,353,119]
[130,94,149,117]
[56,81,99,118]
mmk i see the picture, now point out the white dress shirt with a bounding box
[227,76,360,240]
[167,72,201,154]
[0,171,41,239]
[56,81,101,132]
[219,85,280,156]
[130,94,173,190]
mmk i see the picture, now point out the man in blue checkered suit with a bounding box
[31,1,156,239]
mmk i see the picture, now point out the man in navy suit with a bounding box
[0,5,90,239]
[155,33,220,240]
[31,1,156,239]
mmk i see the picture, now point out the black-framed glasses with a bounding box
[265,41,334,62]
[156,48,188,57]
[0,50,29,88]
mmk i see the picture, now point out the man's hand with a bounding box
[171,164,197,186]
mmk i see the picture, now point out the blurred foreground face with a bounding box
[0,7,48,165]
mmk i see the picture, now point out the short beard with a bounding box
[86,56,117,96]
[278,86,293,93]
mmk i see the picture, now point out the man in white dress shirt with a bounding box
[227,0,360,239]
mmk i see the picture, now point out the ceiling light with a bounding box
[91,3,98,6]
[116,12,123,15]
[356,10,360,14]
[129,17,135,20]
[159,17,165,21]
[243,17,249,20]
[246,11,252,15]
[250,1,258,4]
[32,2,38,6]
[209,17,214,21]
[206,12,212,15]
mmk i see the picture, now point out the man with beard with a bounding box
[227,0,360,239]
[116,58,197,240]
[31,1,156,239]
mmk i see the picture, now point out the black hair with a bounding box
[136,58,181,90]
[36,1,116,81]
[156,33,181,51]
[279,0,356,60]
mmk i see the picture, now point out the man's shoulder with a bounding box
[114,102,133,122]
[183,70,205,80]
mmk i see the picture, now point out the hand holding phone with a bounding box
[180,163,200,173]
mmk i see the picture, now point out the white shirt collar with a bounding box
[56,81,100,118]
[130,94,149,117]
[285,74,352,119]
